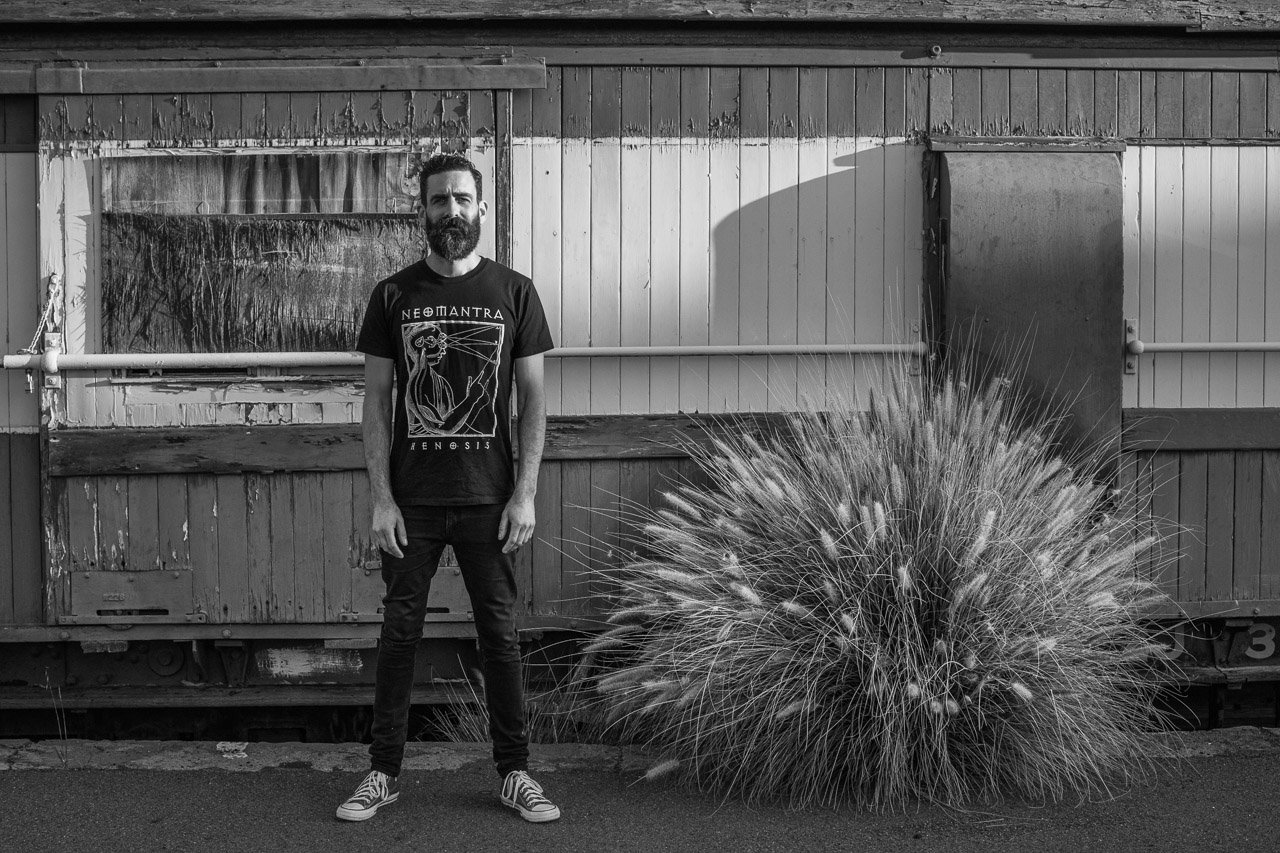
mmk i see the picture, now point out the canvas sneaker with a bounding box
[500,770,561,823]
[335,770,399,821]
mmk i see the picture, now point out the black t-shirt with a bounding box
[356,258,555,506]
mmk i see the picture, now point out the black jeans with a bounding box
[368,503,528,778]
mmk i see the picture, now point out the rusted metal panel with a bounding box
[941,151,1124,457]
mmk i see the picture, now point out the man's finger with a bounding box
[498,512,510,542]
[395,516,408,547]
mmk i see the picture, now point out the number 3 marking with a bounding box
[1245,623,1276,660]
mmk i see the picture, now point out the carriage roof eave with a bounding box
[0,0,1278,33]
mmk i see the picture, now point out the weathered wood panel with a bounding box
[45,454,714,625]
[1124,408,1280,450]
[511,66,926,417]
[1125,145,1280,409]
[1131,447,1280,615]
[48,413,795,475]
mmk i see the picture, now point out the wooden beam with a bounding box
[1201,1,1280,32]
[47,413,794,475]
[0,1,1205,29]
[1123,408,1280,450]
[27,58,545,94]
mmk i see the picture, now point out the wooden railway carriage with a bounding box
[2,1,1280,725]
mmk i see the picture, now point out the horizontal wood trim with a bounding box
[1122,408,1280,450]
[929,136,1127,151]
[47,413,792,475]
[29,59,545,94]
[0,1,1208,28]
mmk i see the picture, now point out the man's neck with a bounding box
[425,253,482,278]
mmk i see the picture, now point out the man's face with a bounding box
[422,169,486,261]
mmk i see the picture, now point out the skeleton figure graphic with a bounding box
[402,320,503,438]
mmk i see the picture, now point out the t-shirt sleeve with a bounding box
[355,281,396,359]
[512,279,556,358]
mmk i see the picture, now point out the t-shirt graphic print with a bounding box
[356,257,555,506]
[402,319,504,438]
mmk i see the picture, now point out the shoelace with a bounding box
[351,773,387,803]
[511,774,553,809]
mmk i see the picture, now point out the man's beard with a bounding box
[426,213,481,261]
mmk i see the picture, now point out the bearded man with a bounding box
[337,153,559,824]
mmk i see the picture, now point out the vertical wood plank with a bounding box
[1239,72,1267,139]
[1138,147,1158,406]
[322,471,353,622]
[1037,69,1067,135]
[6,153,39,432]
[155,474,188,574]
[883,67,907,137]
[591,67,623,416]
[510,85,534,279]
[855,140,886,347]
[1122,148,1139,408]
[48,478,73,620]
[560,67,593,416]
[980,69,1011,135]
[1182,71,1212,138]
[244,473,272,622]
[950,69,981,135]
[767,67,800,410]
[1152,147,1187,407]
[797,68,829,407]
[1152,450,1177,596]
[532,67,563,416]
[1176,452,1207,604]
[649,67,682,414]
[126,475,160,572]
[620,66,652,414]
[1155,71,1184,139]
[10,435,40,623]
[737,67,770,411]
[1233,452,1262,602]
[827,70,858,408]
[559,460,593,617]
[708,67,741,413]
[530,461,561,616]
[1093,70,1118,137]
[291,473,324,622]
[1204,452,1235,601]
[1009,69,1038,134]
[1236,146,1267,406]
[1208,146,1238,407]
[1066,70,1094,135]
[679,67,711,414]
[855,67,886,137]
[187,474,220,621]
[268,475,295,622]
[215,474,249,622]
[0,438,14,623]
[1117,71,1142,138]
[928,68,952,134]
[1267,148,1280,406]
[1140,70,1158,137]
[1212,72,1241,138]
[905,67,929,135]
[587,460,621,620]
[1261,451,1280,599]
[97,477,128,571]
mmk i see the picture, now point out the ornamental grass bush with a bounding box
[586,364,1172,809]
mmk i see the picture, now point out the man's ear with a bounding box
[478,199,489,222]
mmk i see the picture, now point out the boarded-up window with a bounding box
[101,152,423,353]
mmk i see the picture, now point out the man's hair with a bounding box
[418,153,484,204]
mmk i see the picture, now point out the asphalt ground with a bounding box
[4,729,1280,853]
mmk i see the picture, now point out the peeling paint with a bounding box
[255,647,363,679]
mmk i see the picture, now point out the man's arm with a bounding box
[363,354,406,558]
[499,353,547,554]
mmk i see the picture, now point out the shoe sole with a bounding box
[502,799,561,823]
[335,792,399,822]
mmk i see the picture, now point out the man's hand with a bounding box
[372,499,407,558]
[499,495,535,554]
